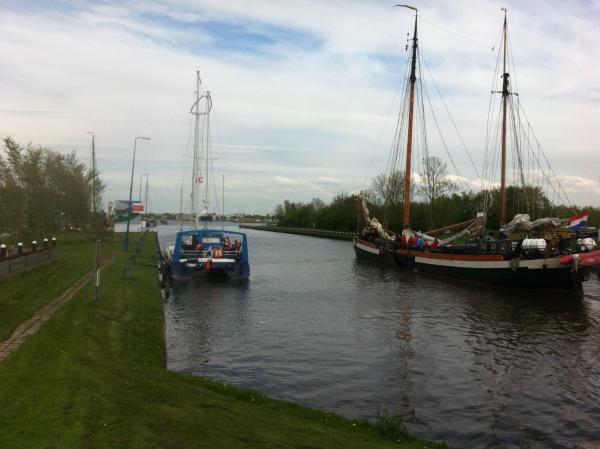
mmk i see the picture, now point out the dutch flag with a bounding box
[569,211,589,229]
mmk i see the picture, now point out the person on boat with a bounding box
[233,240,240,252]
[416,236,425,250]
[399,233,407,247]
[408,234,417,248]
[194,241,203,251]
[224,236,231,250]
[430,239,439,250]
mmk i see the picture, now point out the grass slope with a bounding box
[0,234,119,341]
[0,234,455,449]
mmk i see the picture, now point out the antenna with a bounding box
[87,131,98,218]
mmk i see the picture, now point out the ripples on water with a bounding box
[159,224,600,449]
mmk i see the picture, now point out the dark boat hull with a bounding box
[393,249,583,293]
[353,238,397,266]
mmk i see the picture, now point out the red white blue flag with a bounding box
[568,211,589,229]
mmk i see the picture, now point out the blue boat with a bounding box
[164,72,250,281]
[166,229,249,279]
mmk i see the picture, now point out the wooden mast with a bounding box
[499,8,509,224]
[402,6,418,227]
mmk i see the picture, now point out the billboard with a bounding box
[111,200,146,233]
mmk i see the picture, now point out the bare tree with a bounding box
[418,156,457,213]
[368,170,410,206]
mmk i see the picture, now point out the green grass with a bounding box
[0,233,455,449]
[0,233,119,341]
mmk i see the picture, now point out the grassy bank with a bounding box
[0,233,119,341]
[0,233,454,449]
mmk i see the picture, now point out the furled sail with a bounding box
[358,192,394,241]
[499,214,562,235]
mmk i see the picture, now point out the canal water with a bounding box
[158,224,600,449]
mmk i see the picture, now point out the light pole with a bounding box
[124,136,150,251]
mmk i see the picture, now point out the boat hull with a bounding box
[394,249,583,293]
[353,238,396,266]
[171,259,250,280]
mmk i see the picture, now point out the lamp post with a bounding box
[124,136,150,251]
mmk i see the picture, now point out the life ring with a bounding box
[213,247,224,258]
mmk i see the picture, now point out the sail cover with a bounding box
[499,214,562,235]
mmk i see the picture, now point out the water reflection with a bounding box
[159,224,600,449]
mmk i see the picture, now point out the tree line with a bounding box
[0,137,104,241]
[274,156,599,233]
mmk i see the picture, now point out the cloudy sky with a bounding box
[1,0,599,214]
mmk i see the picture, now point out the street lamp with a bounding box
[124,136,150,251]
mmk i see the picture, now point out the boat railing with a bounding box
[180,249,242,260]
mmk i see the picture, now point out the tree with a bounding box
[418,156,457,228]
[0,137,104,240]
[367,170,410,206]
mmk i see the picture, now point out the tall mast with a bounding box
[191,71,201,223]
[401,5,418,227]
[189,72,212,227]
[203,91,211,209]
[499,8,509,224]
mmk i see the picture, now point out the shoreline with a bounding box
[240,223,355,241]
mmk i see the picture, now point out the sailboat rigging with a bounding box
[353,7,598,294]
[190,71,215,225]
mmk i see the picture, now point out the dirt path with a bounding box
[0,256,115,363]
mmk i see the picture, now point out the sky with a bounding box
[1,0,599,214]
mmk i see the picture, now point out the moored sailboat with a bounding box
[164,71,250,280]
[354,7,597,293]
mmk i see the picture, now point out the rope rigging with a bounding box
[480,16,571,223]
